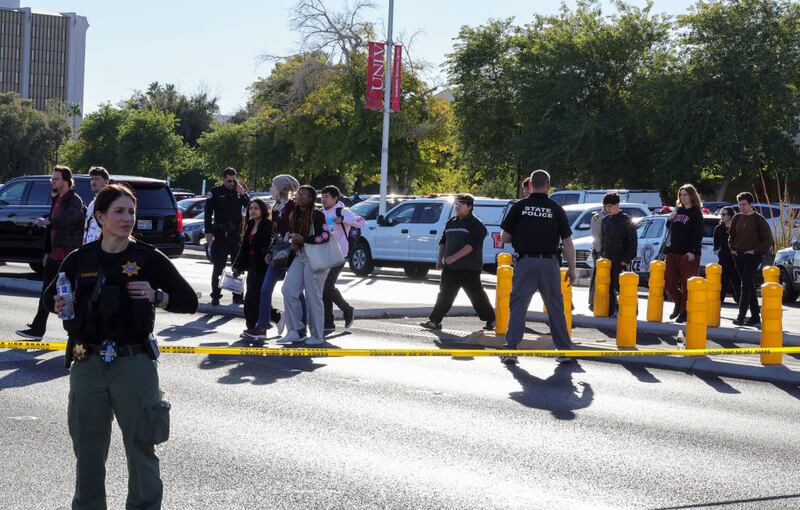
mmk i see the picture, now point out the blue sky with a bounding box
[31,0,695,115]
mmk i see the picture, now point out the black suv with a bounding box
[0,174,184,271]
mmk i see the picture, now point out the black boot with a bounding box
[669,302,680,320]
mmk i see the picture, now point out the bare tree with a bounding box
[289,0,377,65]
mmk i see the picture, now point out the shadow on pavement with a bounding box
[621,364,661,383]
[505,362,593,420]
[198,347,326,386]
[774,382,800,401]
[0,349,67,389]
[695,372,740,394]
[157,314,236,342]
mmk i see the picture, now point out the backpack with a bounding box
[335,207,361,257]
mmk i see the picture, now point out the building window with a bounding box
[1,21,5,34]
[32,25,36,37]
[47,27,51,38]
[15,47,19,59]
[30,73,34,85]
[61,52,65,64]
[0,47,4,59]
[59,76,63,88]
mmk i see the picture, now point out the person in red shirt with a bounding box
[17,165,85,340]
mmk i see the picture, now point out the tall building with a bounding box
[0,0,87,114]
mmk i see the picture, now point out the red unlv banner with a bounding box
[391,44,402,112]
[365,41,385,110]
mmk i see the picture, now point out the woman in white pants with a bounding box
[278,185,331,345]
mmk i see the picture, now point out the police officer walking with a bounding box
[205,167,249,306]
[499,169,576,365]
[45,184,198,509]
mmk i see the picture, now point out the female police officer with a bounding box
[45,183,198,510]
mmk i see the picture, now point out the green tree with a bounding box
[0,92,70,181]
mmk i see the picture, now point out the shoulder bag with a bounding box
[304,220,345,272]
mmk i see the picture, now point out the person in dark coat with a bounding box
[233,198,273,340]
[713,206,740,305]
[599,192,638,317]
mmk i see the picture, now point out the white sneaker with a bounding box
[304,336,325,346]
[276,316,285,336]
[277,331,302,344]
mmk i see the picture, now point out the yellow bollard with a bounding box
[560,267,572,336]
[760,282,783,365]
[497,253,512,268]
[594,258,611,318]
[686,277,708,353]
[495,264,513,335]
[616,271,639,348]
[705,263,722,328]
[762,265,780,284]
[647,260,666,322]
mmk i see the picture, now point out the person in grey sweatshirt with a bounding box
[588,206,609,310]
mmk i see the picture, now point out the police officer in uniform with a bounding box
[205,167,249,306]
[45,184,198,509]
[499,169,577,365]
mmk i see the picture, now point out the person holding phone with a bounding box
[205,167,249,306]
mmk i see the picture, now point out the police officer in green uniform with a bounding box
[45,184,198,510]
[205,167,250,306]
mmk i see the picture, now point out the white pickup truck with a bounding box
[348,196,513,279]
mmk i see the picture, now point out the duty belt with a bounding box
[518,253,557,259]
[85,343,146,357]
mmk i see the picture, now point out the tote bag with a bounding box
[304,222,345,272]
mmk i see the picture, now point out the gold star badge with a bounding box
[121,261,141,277]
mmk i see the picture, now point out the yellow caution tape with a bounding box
[2,340,800,358]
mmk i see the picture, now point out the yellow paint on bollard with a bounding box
[497,253,513,268]
[760,282,783,365]
[762,265,780,284]
[594,258,611,318]
[647,260,666,322]
[560,267,572,336]
[705,263,722,328]
[495,264,513,335]
[686,277,708,353]
[616,271,639,348]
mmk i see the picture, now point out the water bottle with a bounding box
[676,330,685,350]
[56,272,75,320]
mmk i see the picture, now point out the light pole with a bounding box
[378,0,394,217]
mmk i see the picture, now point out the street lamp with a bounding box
[378,0,395,217]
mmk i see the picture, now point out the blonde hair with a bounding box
[272,174,300,198]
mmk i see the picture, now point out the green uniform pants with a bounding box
[68,353,166,510]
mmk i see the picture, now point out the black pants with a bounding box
[608,259,623,316]
[210,231,242,300]
[588,249,597,308]
[323,263,351,329]
[430,267,495,324]
[734,253,761,321]
[719,256,741,304]
[30,257,62,333]
[244,269,266,329]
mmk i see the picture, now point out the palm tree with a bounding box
[67,102,82,135]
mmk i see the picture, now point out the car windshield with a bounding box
[350,201,380,220]
[177,199,198,212]
[132,186,174,209]
[566,210,583,225]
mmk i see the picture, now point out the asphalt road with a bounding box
[1,293,800,509]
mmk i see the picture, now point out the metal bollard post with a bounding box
[616,271,639,348]
[560,267,572,336]
[647,260,666,322]
[705,263,722,328]
[497,253,512,268]
[686,277,708,353]
[495,263,514,335]
[760,282,783,365]
[594,258,611,318]
[762,265,780,284]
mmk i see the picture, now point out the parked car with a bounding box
[348,195,416,222]
[563,202,652,239]
[349,196,513,279]
[701,201,732,214]
[773,241,800,303]
[182,211,206,245]
[177,197,207,218]
[729,202,800,241]
[573,214,721,285]
[170,188,195,202]
[0,174,184,271]
[550,189,663,210]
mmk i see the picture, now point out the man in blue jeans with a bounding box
[499,169,577,365]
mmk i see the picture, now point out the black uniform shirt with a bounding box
[500,193,572,255]
[204,185,249,232]
[440,213,486,271]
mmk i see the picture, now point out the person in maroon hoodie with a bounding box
[664,184,704,323]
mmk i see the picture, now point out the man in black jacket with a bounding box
[599,193,638,317]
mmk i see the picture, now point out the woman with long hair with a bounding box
[253,174,306,336]
[713,206,740,305]
[664,183,704,323]
[278,185,331,345]
[233,197,272,340]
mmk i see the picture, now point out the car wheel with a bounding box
[29,262,43,274]
[349,242,374,276]
[205,243,213,263]
[780,268,799,303]
[403,267,429,280]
